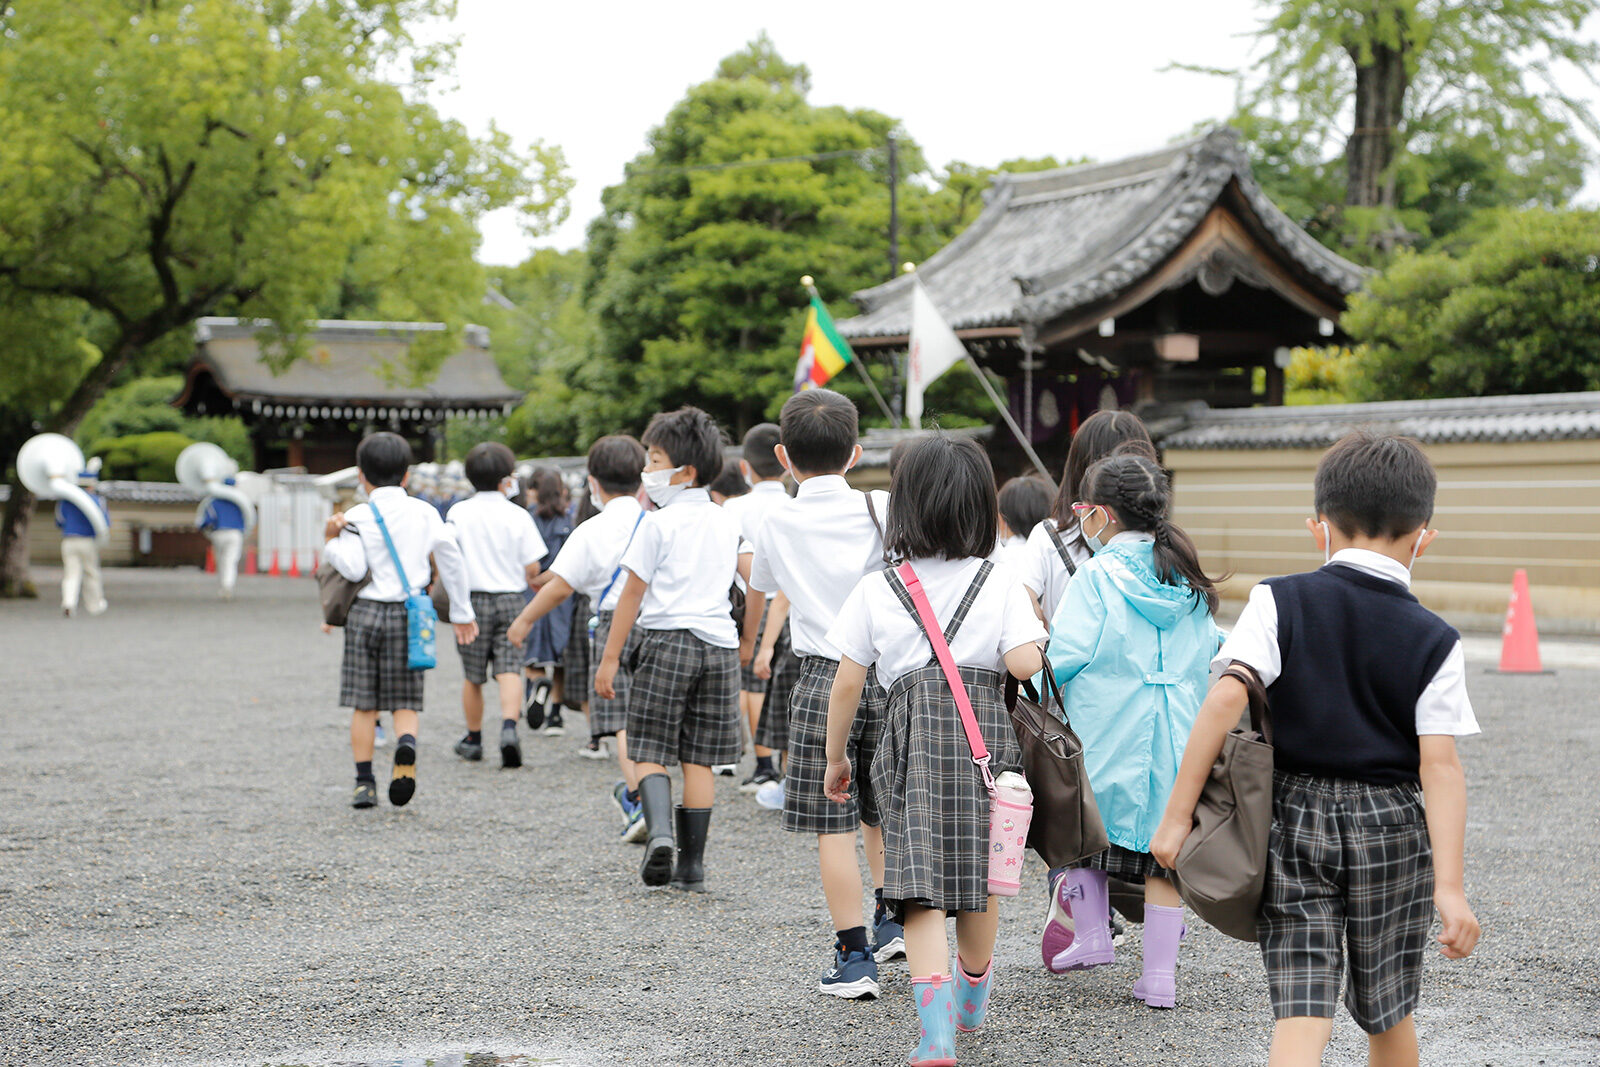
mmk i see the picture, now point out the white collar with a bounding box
[1329,547,1412,589]
[1108,530,1154,545]
[602,494,641,512]
[471,490,502,501]
[795,474,852,498]
[663,486,711,507]
[369,485,408,500]
[751,479,788,495]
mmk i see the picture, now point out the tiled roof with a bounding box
[0,480,203,505]
[836,128,1367,341]
[179,318,520,409]
[1158,392,1600,450]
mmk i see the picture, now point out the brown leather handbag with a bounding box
[1004,660,1109,868]
[316,558,370,627]
[1173,665,1274,942]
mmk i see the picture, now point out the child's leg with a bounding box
[906,905,959,1064]
[953,898,1001,973]
[1268,1018,1334,1067]
[616,731,638,790]
[903,904,950,977]
[461,681,485,732]
[392,709,418,741]
[1145,872,1182,907]
[819,832,866,932]
[1367,1015,1418,1067]
[350,709,378,761]
[1134,873,1186,1009]
[681,762,713,808]
[860,821,885,891]
[494,671,521,724]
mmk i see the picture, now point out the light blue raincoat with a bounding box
[1046,538,1222,854]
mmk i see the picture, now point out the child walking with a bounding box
[744,389,898,998]
[509,435,649,839]
[1044,452,1221,1008]
[57,465,109,617]
[445,443,547,770]
[825,434,1046,1065]
[594,407,743,891]
[1153,432,1480,1065]
[521,468,574,734]
[323,432,477,809]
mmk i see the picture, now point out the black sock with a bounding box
[962,959,987,981]
[398,733,416,750]
[837,925,869,955]
[501,717,517,731]
[355,761,374,782]
[755,754,774,774]
[549,701,562,716]
[466,730,482,744]
[873,888,886,923]
[625,788,638,803]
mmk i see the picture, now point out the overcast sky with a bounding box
[428,0,1599,265]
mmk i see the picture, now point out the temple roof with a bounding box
[175,318,521,416]
[836,128,1367,342]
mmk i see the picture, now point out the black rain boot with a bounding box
[637,773,676,887]
[669,805,712,893]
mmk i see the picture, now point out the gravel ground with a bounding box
[1,568,1596,1067]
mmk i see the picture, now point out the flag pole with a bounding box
[802,276,897,426]
[961,350,1054,481]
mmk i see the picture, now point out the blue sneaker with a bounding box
[818,944,880,999]
[754,779,785,811]
[872,914,906,962]
[614,782,647,843]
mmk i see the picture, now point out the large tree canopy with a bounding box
[0,0,569,595]
[1207,0,1598,258]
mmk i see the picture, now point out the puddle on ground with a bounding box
[271,1054,567,1067]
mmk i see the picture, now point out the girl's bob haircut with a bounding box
[886,433,997,561]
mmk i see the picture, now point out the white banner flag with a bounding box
[907,279,967,427]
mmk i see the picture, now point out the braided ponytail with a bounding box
[1079,453,1220,615]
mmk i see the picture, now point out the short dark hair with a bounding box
[464,442,515,492]
[741,423,785,479]
[998,475,1054,539]
[528,466,568,520]
[887,435,922,481]
[708,465,750,500]
[642,406,727,486]
[356,432,412,487]
[1315,432,1437,539]
[779,389,858,474]
[885,434,997,561]
[586,434,646,496]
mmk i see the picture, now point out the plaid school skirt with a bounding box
[563,594,592,689]
[753,621,802,752]
[872,662,1021,915]
[585,609,632,737]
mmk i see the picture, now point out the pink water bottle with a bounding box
[987,771,1034,896]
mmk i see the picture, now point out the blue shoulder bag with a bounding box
[369,503,438,671]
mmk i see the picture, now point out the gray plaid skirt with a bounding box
[563,594,592,689]
[585,610,633,737]
[340,600,425,712]
[624,628,741,768]
[873,662,1021,915]
[1260,771,1434,1035]
[753,621,802,752]
[781,656,886,835]
[456,591,527,685]
[1074,844,1170,882]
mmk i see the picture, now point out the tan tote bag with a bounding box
[1173,665,1274,942]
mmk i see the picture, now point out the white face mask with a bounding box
[1082,506,1110,554]
[640,465,686,507]
[1318,520,1332,565]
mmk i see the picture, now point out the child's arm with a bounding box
[594,571,646,699]
[1002,640,1046,680]
[322,511,367,582]
[1150,671,1252,869]
[428,518,478,645]
[1420,734,1480,959]
[507,574,576,647]
[754,592,791,680]
[822,656,869,802]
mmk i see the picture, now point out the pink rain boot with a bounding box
[1047,869,1115,972]
[1039,868,1075,970]
[1132,903,1186,1009]
[908,974,957,1066]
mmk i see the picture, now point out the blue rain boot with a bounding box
[908,974,957,1066]
[953,955,993,1032]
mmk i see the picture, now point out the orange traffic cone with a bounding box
[267,550,281,578]
[244,548,258,575]
[287,550,302,579]
[1497,569,1546,673]
[204,545,216,573]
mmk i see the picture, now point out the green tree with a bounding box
[1343,208,1600,398]
[1209,0,1596,258]
[75,376,251,463]
[0,0,568,595]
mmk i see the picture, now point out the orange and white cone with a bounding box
[1497,568,1545,673]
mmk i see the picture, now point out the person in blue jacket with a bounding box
[57,467,110,617]
[198,477,247,599]
[1045,450,1222,1011]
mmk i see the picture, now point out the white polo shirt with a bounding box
[445,491,548,594]
[325,486,475,623]
[1017,518,1091,625]
[550,494,646,611]
[748,475,892,660]
[725,479,790,598]
[1215,548,1480,736]
[827,555,1046,690]
[621,487,741,648]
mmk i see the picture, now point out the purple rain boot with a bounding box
[1132,903,1186,1009]
[1046,869,1115,972]
[1039,867,1075,970]
[908,974,957,1066]
[953,955,993,1032]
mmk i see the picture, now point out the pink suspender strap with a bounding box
[895,561,997,796]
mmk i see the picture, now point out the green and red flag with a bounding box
[794,292,855,391]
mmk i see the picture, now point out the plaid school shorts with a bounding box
[1259,771,1435,1035]
[753,623,801,753]
[563,594,592,690]
[586,610,633,738]
[340,600,425,712]
[456,591,526,685]
[624,628,741,768]
[782,656,887,835]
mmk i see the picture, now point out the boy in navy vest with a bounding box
[1154,432,1480,1066]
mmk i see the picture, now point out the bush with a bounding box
[76,376,252,465]
[89,431,196,482]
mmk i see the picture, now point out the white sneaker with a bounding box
[374,723,392,748]
[755,780,785,811]
[713,764,738,777]
[578,737,611,761]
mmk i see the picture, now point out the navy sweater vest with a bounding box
[1262,564,1458,786]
